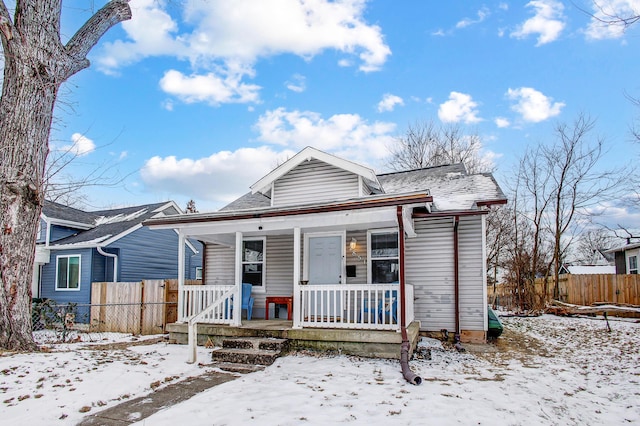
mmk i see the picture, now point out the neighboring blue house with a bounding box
[34,200,202,311]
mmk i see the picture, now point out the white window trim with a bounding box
[242,237,266,293]
[55,254,81,292]
[303,231,346,284]
[629,254,638,274]
[367,228,400,284]
[195,267,203,280]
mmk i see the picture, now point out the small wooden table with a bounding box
[265,296,293,320]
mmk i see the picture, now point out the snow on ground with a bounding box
[1,315,639,425]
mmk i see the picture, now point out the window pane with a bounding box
[372,259,399,283]
[57,258,69,289]
[68,257,80,289]
[243,240,263,262]
[630,256,638,270]
[371,232,398,258]
[243,263,263,286]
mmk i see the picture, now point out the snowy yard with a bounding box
[1,315,638,425]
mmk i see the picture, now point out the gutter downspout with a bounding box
[453,216,464,351]
[397,206,422,386]
[97,246,118,283]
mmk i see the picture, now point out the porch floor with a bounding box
[166,320,421,359]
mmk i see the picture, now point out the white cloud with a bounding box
[286,74,307,93]
[97,0,183,74]
[159,69,261,105]
[495,117,511,128]
[98,0,390,102]
[140,146,296,206]
[62,133,96,157]
[585,0,640,40]
[507,87,565,122]
[456,7,490,29]
[377,94,404,112]
[511,0,565,46]
[437,92,482,124]
[254,108,396,163]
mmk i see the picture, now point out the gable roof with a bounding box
[45,201,182,249]
[222,162,506,213]
[250,146,380,195]
[42,200,100,229]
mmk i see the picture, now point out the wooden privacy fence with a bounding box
[90,279,201,335]
[535,274,640,306]
[490,274,640,310]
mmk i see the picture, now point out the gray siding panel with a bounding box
[405,217,456,332]
[205,244,235,285]
[346,230,368,284]
[458,216,485,331]
[273,159,360,206]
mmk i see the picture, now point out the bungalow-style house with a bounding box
[34,200,203,315]
[607,242,640,274]
[145,147,506,358]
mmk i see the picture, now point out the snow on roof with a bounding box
[93,208,148,226]
[378,165,506,211]
[566,265,616,275]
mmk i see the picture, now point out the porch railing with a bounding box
[180,285,234,324]
[180,283,415,332]
[298,283,414,331]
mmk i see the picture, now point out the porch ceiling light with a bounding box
[350,237,357,250]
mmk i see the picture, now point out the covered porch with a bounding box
[147,193,431,361]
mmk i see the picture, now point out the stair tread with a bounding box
[213,347,280,355]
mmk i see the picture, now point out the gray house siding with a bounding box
[272,159,360,206]
[204,244,235,285]
[458,215,486,331]
[346,230,368,285]
[405,217,456,332]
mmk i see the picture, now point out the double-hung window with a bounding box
[56,255,81,290]
[629,255,638,274]
[242,238,265,289]
[368,230,399,283]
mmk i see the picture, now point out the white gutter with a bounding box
[97,246,118,283]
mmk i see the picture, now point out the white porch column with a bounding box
[233,231,243,326]
[177,230,185,321]
[293,227,302,329]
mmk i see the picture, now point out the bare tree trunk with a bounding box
[0,0,131,350]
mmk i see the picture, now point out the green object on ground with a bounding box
[488,306,504,338]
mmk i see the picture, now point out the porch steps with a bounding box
[211,337,289,369]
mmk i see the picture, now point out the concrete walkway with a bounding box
[77,370,237,425]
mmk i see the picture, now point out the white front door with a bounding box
[306,234,343,320]
[309,236,342,284]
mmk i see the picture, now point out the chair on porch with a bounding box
[241,283,254,320]
[359,290,397,324]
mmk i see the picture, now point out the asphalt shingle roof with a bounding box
[219,163,506,213]
[46,201,171,247]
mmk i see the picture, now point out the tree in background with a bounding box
[44,136,127,208]
[386,120,493,174]
[497,114,625,309]
[0,1,131,350]
[574,228,617,264]
[185,199,198,214]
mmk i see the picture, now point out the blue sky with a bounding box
[50,0,640,226]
